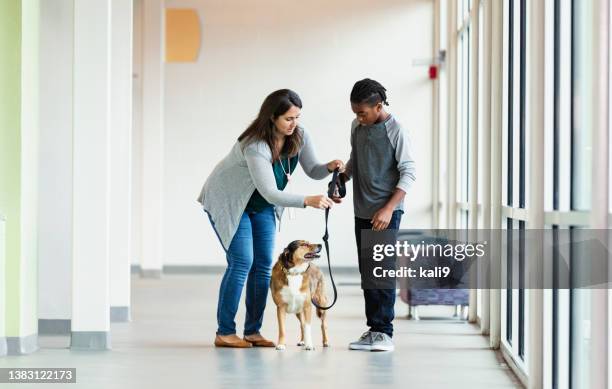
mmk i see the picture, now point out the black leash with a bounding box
[312,168,345,311]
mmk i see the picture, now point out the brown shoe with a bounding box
[214,334,253,348]
[244,333,276,347]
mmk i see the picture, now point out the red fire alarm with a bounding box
[429,65,438,80]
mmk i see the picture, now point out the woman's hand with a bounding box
[304,195,334,209]
[327,160,345,173]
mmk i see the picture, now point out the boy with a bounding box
[334,78,416,352]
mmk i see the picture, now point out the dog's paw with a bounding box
[276,344,286,351]
[323,342,330,347]
[302,344,315,351]
[297,341,305,346]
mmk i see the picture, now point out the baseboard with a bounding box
[131,264,360,276]
[70,331,111,350]
[320,266,360,276]
[38,319,71,335]
[6,334,38,355]
[110,306,131,322]
[163,265,225,274]
[140,268,162,279]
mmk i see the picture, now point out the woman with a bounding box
[197,89,343,348]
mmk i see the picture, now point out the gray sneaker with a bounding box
[348,331,373,351]
[370,332,394,352]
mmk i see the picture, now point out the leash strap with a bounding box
[312,169,340,311]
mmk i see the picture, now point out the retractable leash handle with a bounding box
[312,168,344,311]
[327,168,346,199]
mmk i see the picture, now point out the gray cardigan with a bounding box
[197,128,330,250]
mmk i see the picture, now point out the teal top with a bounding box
[245,154,299,212]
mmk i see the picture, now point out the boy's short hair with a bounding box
[350,78,389,106]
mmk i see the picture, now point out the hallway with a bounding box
[2,0,612,387]
[1,274,521,388]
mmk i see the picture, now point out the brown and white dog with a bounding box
[270,240,329,350]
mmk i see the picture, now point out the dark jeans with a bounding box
[354,210,403,338]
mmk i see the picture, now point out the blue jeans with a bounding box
[354,210,403,337]
[214,206,276,336]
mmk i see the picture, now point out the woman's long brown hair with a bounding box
[238,89,304,162]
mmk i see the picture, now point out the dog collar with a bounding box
[282,263,311,276]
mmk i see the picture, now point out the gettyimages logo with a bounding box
[370,239,487,281]
[372,240,487,262]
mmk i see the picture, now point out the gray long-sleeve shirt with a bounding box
[197,127,330,250]
[344,115,416,219]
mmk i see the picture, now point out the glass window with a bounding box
[550,0,573,386]
[439,0,449,228]
[502,0,529,366]
[570,2,594,387]
[457,3,472,230]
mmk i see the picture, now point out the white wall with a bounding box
[109,0,133,309]
[139,0,165,272]
[156,0,433,266]
[132,0,143,265]
[38,0,73,320]
[71,0,112,333]
[38,0,133,323]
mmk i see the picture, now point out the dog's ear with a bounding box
[280,241,300,268]
[280,248,292,269]
[287,240,301,251]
